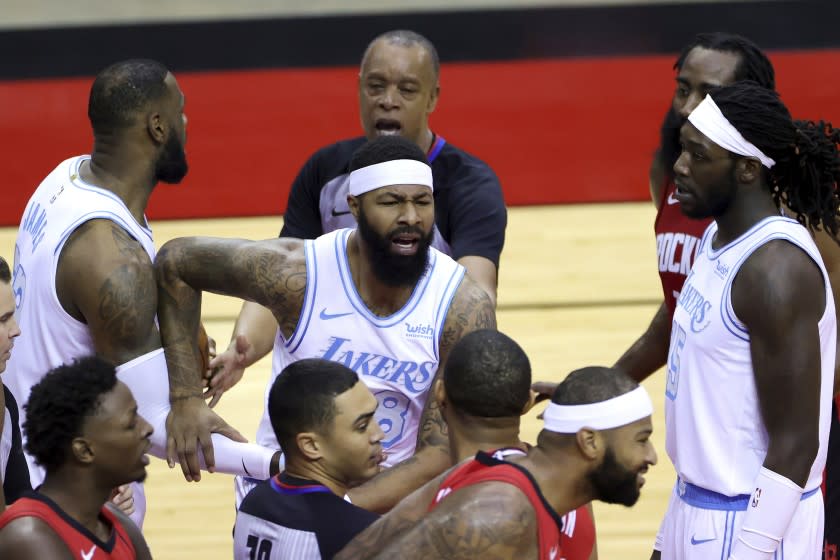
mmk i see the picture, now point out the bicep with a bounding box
[156,237,306,319]
[457,256,497,306]
[733,243,824,451]
[439,276,497,365]
[60,222,159,363]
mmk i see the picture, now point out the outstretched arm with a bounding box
[370,483,536,560]
[346,276,496,512]
[613,302,671,382]
[154,236,306,480]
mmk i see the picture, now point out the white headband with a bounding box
[348,159,434,197]
[543,386,653,433]
[688,94,776,169]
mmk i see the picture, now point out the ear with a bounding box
[146,111,166,145]
[347,194,361,221]
[296,432,323,461]
[737,157,762,185]
[427,82,440,114]
[521,390,540,415]
[71,437,95,466]
[575,428,601,461]
[434,378,446,410]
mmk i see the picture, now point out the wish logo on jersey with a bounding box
[676,274,712,333]
[405,322,435,340]
[319,336,435,394]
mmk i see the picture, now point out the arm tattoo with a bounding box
[111,226,141,258]
[439,278,496,358]
[374,487,535,560]
[155,237,306,397]
[417,279,496,449]
[89,223,159,363]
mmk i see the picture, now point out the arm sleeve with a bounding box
[446,166,507,267]
[279,152,326,239]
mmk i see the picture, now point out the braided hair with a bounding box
[674,32,775,90]
[660,33,776,177]
[710,81,840,237]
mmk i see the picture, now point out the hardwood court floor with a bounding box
[0,202,672,559]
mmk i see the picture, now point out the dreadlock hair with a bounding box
[710,81,840,237]
[660,33,776,176]
[23,356,119,473]
[674,32,775,90]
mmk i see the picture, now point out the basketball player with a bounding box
[0,257,29,513]
[656,82,840,559]
[0,356,152,559]
[155,135,496,510]
[615,32,776,382]
[5,59,278,525]
[338,366,657,559]
[234,359,383,559]
[605,35,840,557]
[206,28,506,407]
[338,329,598,560]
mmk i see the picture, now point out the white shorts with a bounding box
[657,478,824,560]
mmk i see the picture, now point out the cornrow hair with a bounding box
[674,32,775,90]
[710,81,840,238]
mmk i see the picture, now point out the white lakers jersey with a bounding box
[666,216,835,495]
[259,228,465,467]
[6,155,156,484]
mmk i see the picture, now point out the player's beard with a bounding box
[356,206,432,288]
[659,106,684,180]
[155,133,189,184]
[588,447,642,507]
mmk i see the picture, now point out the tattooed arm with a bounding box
[56,220,161,364]
[154,236,306,480]
[347,276,496,512]
[371,482,537,560]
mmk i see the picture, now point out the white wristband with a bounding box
[729,467,804,560]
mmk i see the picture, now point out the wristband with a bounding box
[729,467,804,559]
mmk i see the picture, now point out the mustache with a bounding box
[388,225,426,238]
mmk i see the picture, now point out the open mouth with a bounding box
[375,118,402,136]
[391,233,420,255]
[674,181,693,201]
[140,441,152,465]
